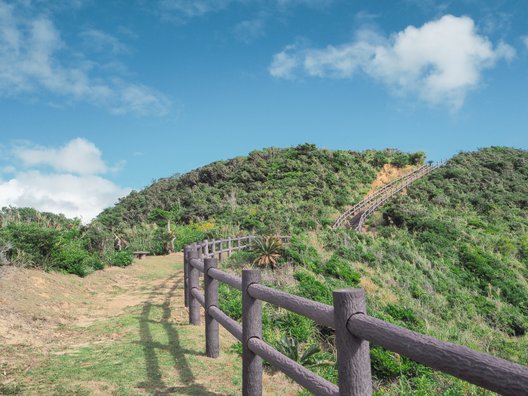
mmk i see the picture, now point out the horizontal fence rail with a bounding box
[247,283,334,328]
[348,315,528,395]
[183,237,528,395]
[247,337,339,396]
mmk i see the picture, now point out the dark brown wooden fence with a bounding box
[183,236,528,395]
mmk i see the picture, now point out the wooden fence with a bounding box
[183,236,528,395]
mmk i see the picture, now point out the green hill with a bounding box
[94,145,527,394]
[96,144,424,234]
[2,144,526,394]
[322,147,528,393]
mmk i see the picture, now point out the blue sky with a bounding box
[0,0,527,220]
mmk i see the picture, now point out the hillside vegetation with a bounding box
[208,147,527,395]
[323,147,528,393]
[97,144,526,394]
[2,145,526,395]
[0,207,134,276]
[97,144,423,234]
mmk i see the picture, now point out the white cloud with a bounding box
[276,0,332,9]
[157,0,232,21]
[156,0,333,22]
[234,18,266,43]
[0,138,130,222]
[1,165,15,174]
[269,45,300,79]
[269,15,515,109]
[0,171,130,222]
[0,1,170,115]
[15,138,107,175]
[80,29,129,54]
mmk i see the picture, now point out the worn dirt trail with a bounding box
[0,255,299,395]
[0,254,184,348]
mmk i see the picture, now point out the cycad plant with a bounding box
[251,236,283,269]
[275,336,331,369]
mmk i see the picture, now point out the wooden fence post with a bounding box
[204,257,220,358]
[188,249,201,325]
[219,240,223,261]
[204,240,209,257]
[242,269,262,396]
[333,289,372,396]
[183,245,191,308]
[237,236,241,251]
[212,239,216,258]
[197,242,203,261]
[228,238,232,257]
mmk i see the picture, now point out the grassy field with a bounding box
[0,255,299,395]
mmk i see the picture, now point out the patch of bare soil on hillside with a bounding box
[361,164,418,234]
[367,163,416,194]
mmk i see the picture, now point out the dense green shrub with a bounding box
[0,209,109,276]
[0,222,59,267]
[320,254,361,285]
[107,251,134,267]
[459,244,528,310]
[222,250,257,270]
[82,255,104,271]
[293,270,333,305]
[51,240,98,277]
[81,221,113,256]
[371,346,432,382]
[381,304,425,333]
[173,224,207,251]
[218,283,242,320]
[284,235,323,271]
[273,312,315,343]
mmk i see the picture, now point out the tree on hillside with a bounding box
[149,206,182,253]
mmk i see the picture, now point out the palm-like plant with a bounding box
[275,336,331,369]
[251,236,283,269]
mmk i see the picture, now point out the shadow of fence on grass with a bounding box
[138,275,219,395]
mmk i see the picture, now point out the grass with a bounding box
[1,255,299,395]
[27,310,231,395]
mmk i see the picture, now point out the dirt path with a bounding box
[0,255,299,395]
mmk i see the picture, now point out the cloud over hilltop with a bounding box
[0,138,130,222]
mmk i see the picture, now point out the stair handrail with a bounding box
[354,161,446,231]
[333,163,435,229]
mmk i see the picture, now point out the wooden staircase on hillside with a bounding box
[333,161,445,231]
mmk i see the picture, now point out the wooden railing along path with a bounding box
[183,236,528,395]
[333,162,445,231]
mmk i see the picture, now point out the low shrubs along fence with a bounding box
[183,236,528,395]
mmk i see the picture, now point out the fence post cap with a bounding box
[333,288,364,297]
